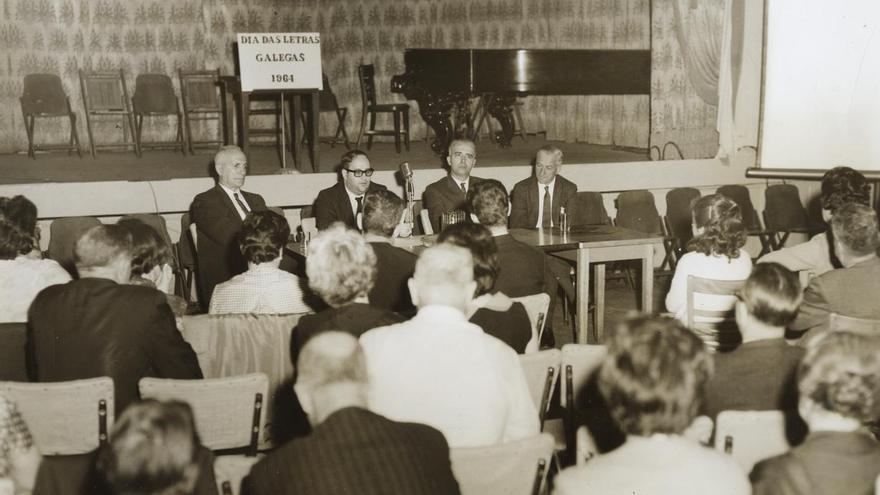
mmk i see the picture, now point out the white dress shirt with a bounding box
[535,178,557,228]
[344,187,365,230]
[360,304,539,448]
[219,184,251,220]
[0,256,71,323]
[209,263,311,315]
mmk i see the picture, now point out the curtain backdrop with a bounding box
[0,0,720,159]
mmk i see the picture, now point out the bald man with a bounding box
[243,332,459,495]
[510,145,578,229]
[360,244,539,448]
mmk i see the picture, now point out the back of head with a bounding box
[0,195,39,258]
[799,331,880,423]
[117,218,171,277]
[437,222,498,296]
[599,315,712,436]
[362,189,404,237]
[831,202,880,257]
[411,243,475,310]
[467,179,509,227]
[821,166,869,213]
[740,262,802,328]
[0,195,38,236]
[74,224,133,272]
[688,193,746,258]
[98,399,199,495]
[239,210,289,264]
[305,223,376,307]
[296,332,368,423]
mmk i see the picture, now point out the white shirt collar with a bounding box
[219,183,249,220]
[345,186,365,229]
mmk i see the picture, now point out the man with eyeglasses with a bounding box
[423,138,484,232]
[314,150,388,231]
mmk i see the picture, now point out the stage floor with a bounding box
[0,137,646,184]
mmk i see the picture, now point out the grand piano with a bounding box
[391,49,651,153]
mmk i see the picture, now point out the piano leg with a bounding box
[418,97,456,155]
[487,94,516,147]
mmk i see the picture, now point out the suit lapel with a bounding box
[335,183,356,227]
[551,179,565,225]
[214,185,243,223]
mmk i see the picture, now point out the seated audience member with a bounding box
[0,393,40,493]
[290,224,403,361]
[209,210,309,315]
[509,145,578,229]
[703,263,805,419]
[0,198,71,323]
[751,331,880,495]
[362,190,416,315]
[244,332,460,495]
[117,218,187,317]
[555,315,749,495]
[422,138,484,232]
[0,195,42,259]
[789,202,880,339]
[313,150,387,231]
[438,222,532,353]
[27,224,202,413]
[360,244,538,447]
[665,193,752,350]
[760,166,869,277]
[97,400,204,495]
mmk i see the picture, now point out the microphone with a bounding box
[399,162,415,229]
[399,161,413,179]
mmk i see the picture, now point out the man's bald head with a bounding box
[294,332,368,425]
[408,244,476,312]
[214,145,248,189]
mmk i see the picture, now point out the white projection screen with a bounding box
[760,0,880,170]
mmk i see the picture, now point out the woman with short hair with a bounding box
[117,218,187,317]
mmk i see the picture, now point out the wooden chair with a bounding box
[450,433,555,495]
[19,73,82,158]
[511,293,551,353]
[664,187,701,261]
[301,73,350,149]
[132,73,186,155]
[179,69,225,153]
[686,275,745,352]
[716,184,774,256]
[356,64,409,153]
[139,373,269,456]
[79,69,139,157]
[555,344,607,460]
[829,313,880,334]
[518,349,561,429]
[0,377,114,455]
[715,410,790,473]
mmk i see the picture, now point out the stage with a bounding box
[0,137,646,185]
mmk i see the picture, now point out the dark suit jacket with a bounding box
[27,278,202,413]
[509,175,578,229]
[369,241,417,316]
[703,338,804,420]
[422,175,484,232]
[314,182,388,230]
[470,302,531,353]
[291,303,404,364]
[493,233,547,297]
[751,431,880,495]
[242,407,460,495]
[191,184,266,307]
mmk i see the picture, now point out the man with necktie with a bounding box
[191,145,267,308]
[314,150,387,231]
[423,138,484,232]
[509,145,578,229]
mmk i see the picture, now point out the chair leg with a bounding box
[176,112,186,155]
[393,111,401,153]
[338,108,351,149]
[127,111,141,157]
[134,114,144,158]
[366,111,376,150]
[183,109,194,154]
[356,106,367,148]
[84,111,96,158]
[403,107,410,151]
[70,113,82,158]
[24,115,36,159]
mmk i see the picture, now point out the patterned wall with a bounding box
[0,0,719,159]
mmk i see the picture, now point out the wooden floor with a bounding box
[0,137,646,184]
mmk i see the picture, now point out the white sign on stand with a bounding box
[237,32,323,92]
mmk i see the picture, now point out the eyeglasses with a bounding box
[451,151,476,161]
[345,168,375,177]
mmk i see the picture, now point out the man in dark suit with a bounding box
[27,224,202,414]
[243,332,459,495]
[423,138,484,232]
[314,150,387,231]
[363,189,416,315]
[510,145,578,229]
[191,145,267,307]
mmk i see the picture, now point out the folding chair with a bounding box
[763,184,815,249]
[828,313,880,334]
[664,187,700,262]
[132,73,186,155]
[555,344,607,462]
[47,216,102,275]
[571,191,610,226]
[301,73,350,149]
[19,73,81,158]
[450,433,555,495]
[686,275,745,352]
[356,64,409,152]
[0,377,114,455]
[614,190,676,274]
[715,410,790,473]
[716,184,774,256]
[511,293,551,353]
[79,69,139,157]
[179,69,225,153]
[518,349,561,429]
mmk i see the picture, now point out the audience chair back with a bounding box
[178,69,224,153]
[79,69,139,157]
[450,433,555,495]
[518,349,561,429]
[714,410,789,473]
[176,212,198,304]
[716,184,774,256]
[511,293,551,353]
[131,73,185,154]
[0,324,27,382]
[47,216,102,276]
[763,184,812,249]
[572,191,610,226]
[558,344,606,457]
[20,73,82,158]
[664,187,700,258]
[686,275,745,352]
[829,313,880,334]
[0,377,114,455]
[356,64,410,153]
[121,213,174,257]
[615,190,675,271]
[139,373,269,455]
